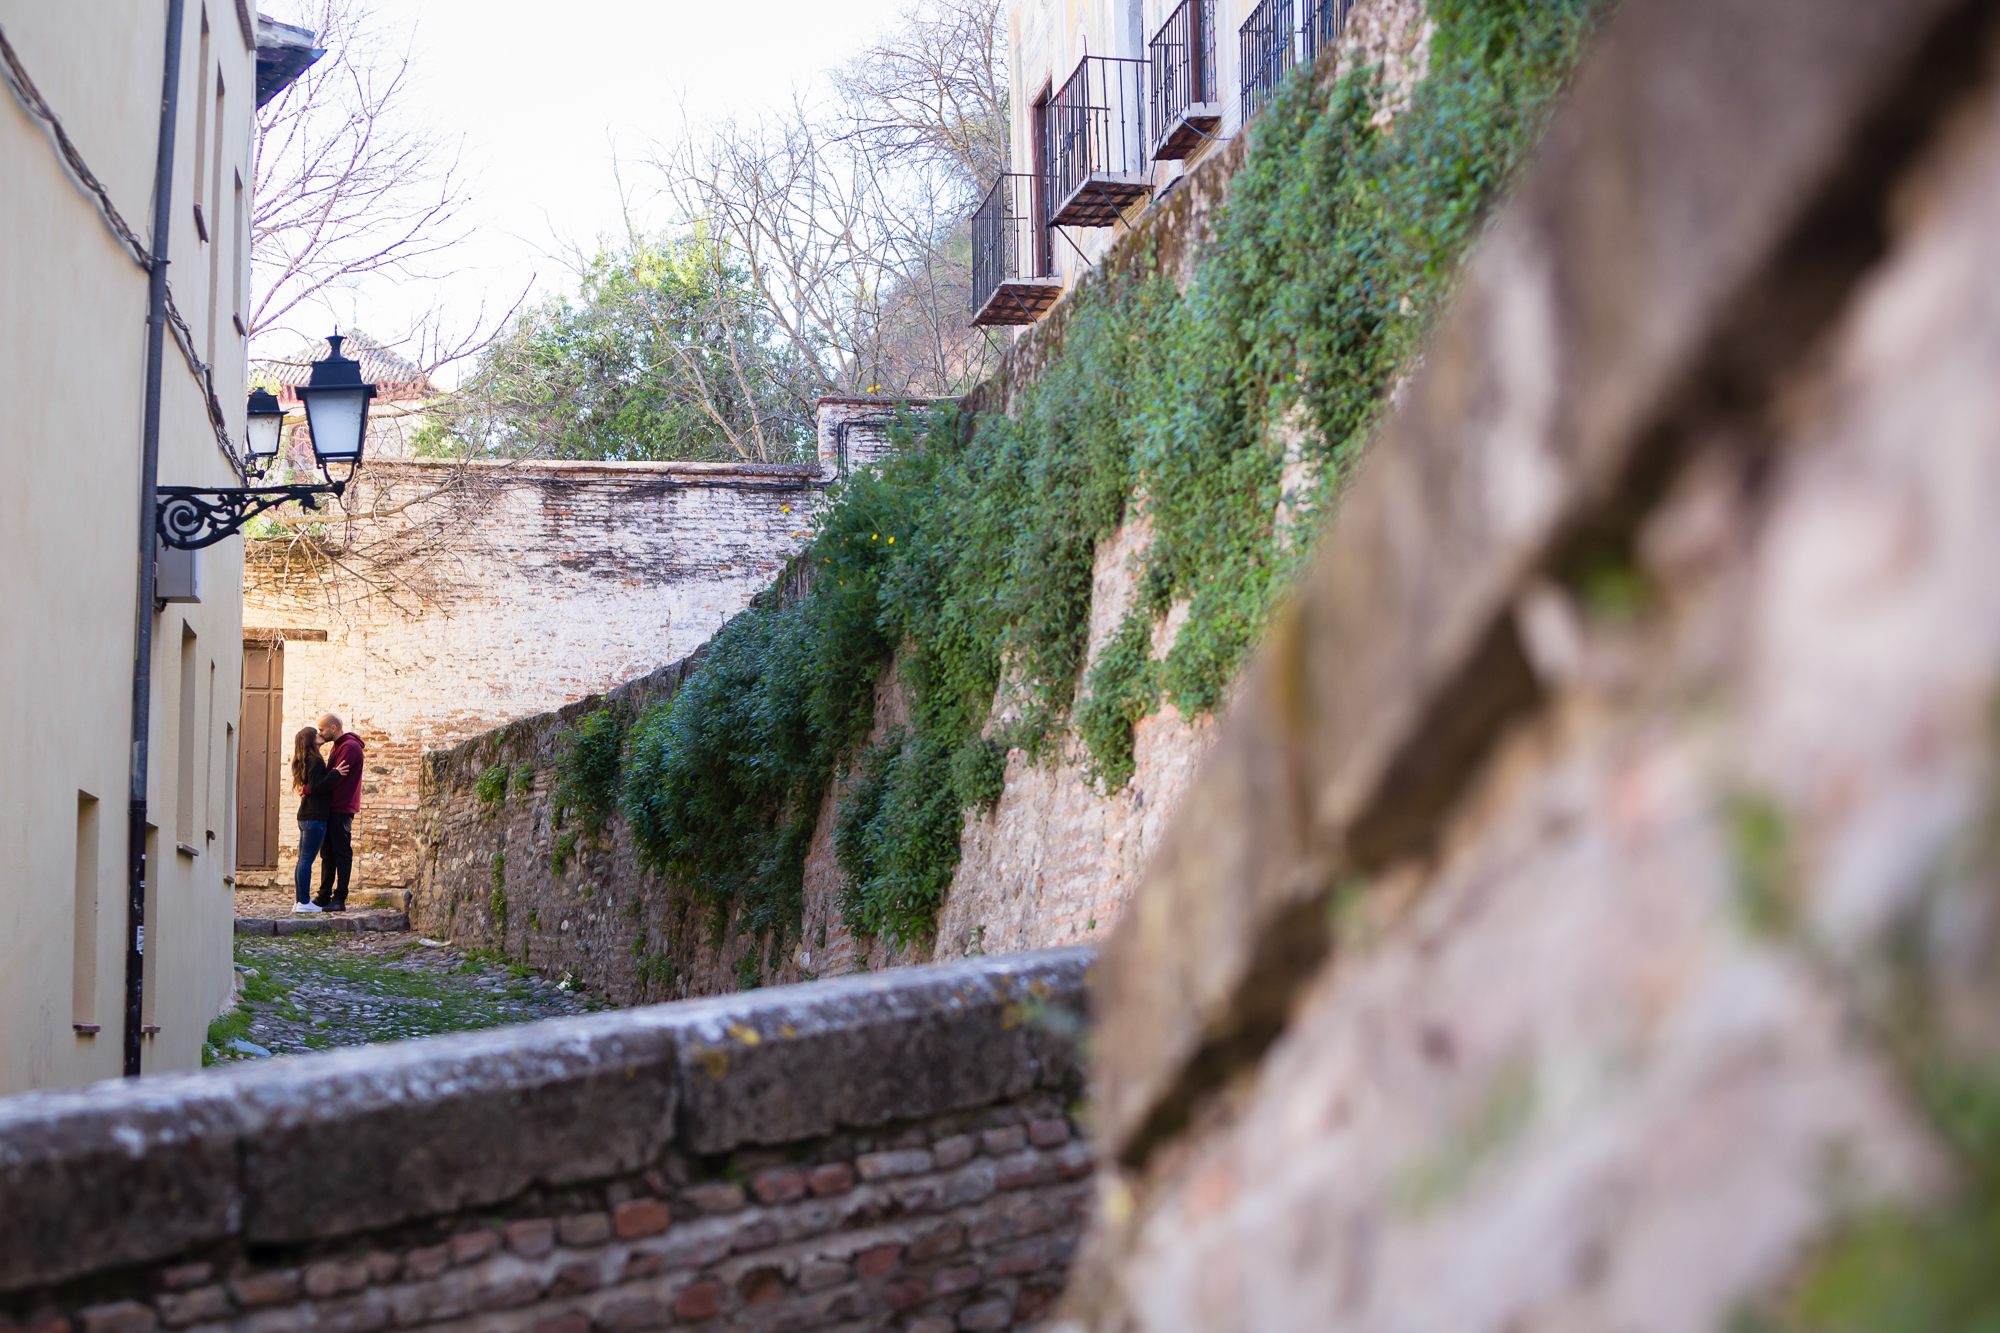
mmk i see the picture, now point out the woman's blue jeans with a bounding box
[295,820,328,902]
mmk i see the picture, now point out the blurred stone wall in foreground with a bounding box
[0,953,1092,1333]
[1062,0,2000,1328]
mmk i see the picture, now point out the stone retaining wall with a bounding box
[241,459,826,899]
[1056,0,2000,1325]
[0,950,1092,1333]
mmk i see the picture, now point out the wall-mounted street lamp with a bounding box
[157,333,377,549]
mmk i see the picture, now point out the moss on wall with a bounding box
[616,0,1613,966]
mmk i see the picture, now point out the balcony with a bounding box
[1238,0,1295,122]
[1150,0,1220,161]
[1046,56,1151,227]
[1301,0,1354,64]
[970,173,1062,326]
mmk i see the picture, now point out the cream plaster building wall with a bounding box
[0,1,268,1092]
[239,459,824,900]
[1003,0,1430,300]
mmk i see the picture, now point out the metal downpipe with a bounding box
[125,0,186,1077]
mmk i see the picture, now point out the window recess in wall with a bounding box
[1046,55,1150,226]
[1239,0,1353,123]
[970,173,1063,326]
[1239,0,1296,120]
[1150,0,1220,160]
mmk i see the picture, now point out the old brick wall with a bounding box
[0,952,1092,1333]
[1057,0,2000,1327]
[241,459,823,900]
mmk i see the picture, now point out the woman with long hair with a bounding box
[289,726,346,915]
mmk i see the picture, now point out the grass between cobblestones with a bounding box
[203,933,601,1065]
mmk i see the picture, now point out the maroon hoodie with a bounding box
[327,731,366,815]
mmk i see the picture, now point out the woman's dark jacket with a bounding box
[297,753,340,821]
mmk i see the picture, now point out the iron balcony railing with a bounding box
[969,172,1062,326]
[1238,0,1296,121]
[1149,0,1220,161]
[1301,0,1355,64]
[1046,55,1150,227]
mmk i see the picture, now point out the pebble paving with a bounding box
[205,931,598,1064]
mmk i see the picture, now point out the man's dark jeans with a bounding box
[318,813,354,906]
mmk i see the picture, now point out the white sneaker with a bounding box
[292,902,323,914]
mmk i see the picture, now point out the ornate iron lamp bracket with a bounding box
[156,479,347,550]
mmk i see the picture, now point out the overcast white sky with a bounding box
[259,0,916,380]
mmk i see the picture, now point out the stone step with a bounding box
[235,912,409,937]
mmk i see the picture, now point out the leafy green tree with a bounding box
[425,230,813,463]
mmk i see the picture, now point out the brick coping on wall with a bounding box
[0,949,1092,1311]
[373,459,828,480]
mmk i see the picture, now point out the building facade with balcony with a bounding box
[972,0,1359,328]
[0,3,315,1093]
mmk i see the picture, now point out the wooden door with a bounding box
[236,640,283,869]
[1031,84,1053,275]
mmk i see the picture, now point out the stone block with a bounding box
[78,1304,154,1333]
[671,1282,721,1322]
[728,1216,781,1253]
[931,1135,974,1170]
[938,1162,998,1209]
[234,1018,681,1244]
[806,1163,855,1197]
[672,953,1091,1155]
[856,1150,933,1181]
[854,1245,903,1279]
[618,1253,663,1283]
[750,1170,807,1205]
[880,1278,930,1310]
[1012,1284,1060,1323]
[364,1253,401,1284]
[908,1224,964,1262]
[547,1261,602,1297]
[985,1239,1048,1278]
[931,1265,981,1296]
[796,1259,850,1294]
[1026,1119,1070,1148]
[447,1232,498,1267]
[992,1151,1046,1191]
[227,1273,300,1309]
[681,1182,746,1214]
[610,1199,670,1241]
[313,1292,390,1333]
[0,1083,245,1291]
[504,1218,556,1258]
[151,1288,228,1330]
[302,1260,368,1299]
[530,1314,589,1333]
[957,1299,1013,1331]
[596,1297,667,1333]
[977,1127,1024,1156]
[736,1266,784,1304]
[387,1274,464,1327]
[157,1265,213,1292]
[1053,1142,1093,1180]
[554,1213,610,1247]
[234,919,276,937]
[401,1245,450,1280]
[470,1274,540,1311]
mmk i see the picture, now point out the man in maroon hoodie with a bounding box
[314,714,366,911]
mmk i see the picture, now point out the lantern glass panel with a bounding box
[303,385,369,465]
[245,410,283,461]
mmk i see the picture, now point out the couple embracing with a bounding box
[288,714,365,914]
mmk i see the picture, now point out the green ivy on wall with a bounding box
[619,0,1611,953]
